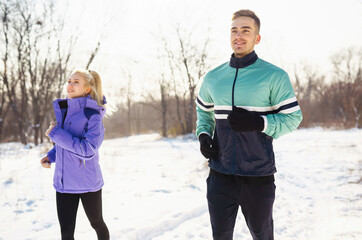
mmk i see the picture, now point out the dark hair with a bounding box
[232,9,260,33]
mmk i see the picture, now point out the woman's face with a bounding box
[67,73,90,99]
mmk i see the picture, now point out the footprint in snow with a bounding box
[26,200,35,206]
[151,189,171,193]
[4,178,14,186]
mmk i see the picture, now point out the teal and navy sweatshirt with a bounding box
[196,51,303,176]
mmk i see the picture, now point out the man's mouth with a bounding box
[234,41,246,46]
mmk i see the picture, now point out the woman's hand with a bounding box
[40,156,51,168]
[45,122,57,137]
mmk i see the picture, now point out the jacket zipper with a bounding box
[61,148,64,191]
[231,68,239,108]
[60,101,68,191]
[231,68,239,174]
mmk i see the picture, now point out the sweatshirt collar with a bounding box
[229,51,258,69]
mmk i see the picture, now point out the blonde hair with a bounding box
[70,68,104,107]
[69,68,117,116]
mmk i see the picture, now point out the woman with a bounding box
[40,68,110,240]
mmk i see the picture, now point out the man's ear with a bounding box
[255,34,261,45]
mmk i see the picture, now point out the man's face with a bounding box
[230,16,261,58]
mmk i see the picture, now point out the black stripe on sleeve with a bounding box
[197,97,214,109]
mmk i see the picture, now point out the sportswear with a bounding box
[47,95,106,193]
[196,51,302,176]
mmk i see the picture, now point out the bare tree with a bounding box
[85,39,101,69]
[293,63,327,127]
[331,48,362,128]
[173,25,210,133]
[3,0,32,144]
[292,48,362,129]
[0,1,11,141]
[119,72,133,136]
[160,36,186,134]
[143,73,169,137]
[157,24,210,134]
[159,74,168,137]
[15,0,76,145]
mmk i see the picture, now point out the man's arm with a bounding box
[263,72,303,139]
[195,77,215,138]
[195,77,219,159]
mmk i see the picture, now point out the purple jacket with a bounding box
[47,96,106,193]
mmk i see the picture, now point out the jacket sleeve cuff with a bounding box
[197,131,211,140]
[264,114,277,138]
[47,153,55,163]
[48,125,60,142]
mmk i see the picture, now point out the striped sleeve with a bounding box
[264,72,303,139]
[196,95,214,112]
[196,76,215,138]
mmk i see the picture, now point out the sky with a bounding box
[54,0,362,99]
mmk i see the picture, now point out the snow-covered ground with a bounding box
[0,128,361,240]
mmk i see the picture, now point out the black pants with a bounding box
[56,189,109,240]
[207,169,275,240]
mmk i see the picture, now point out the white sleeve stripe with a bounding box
[271,97,298,110]
[214,105,232,111]
[215,114,228,119]
[196,101,214,112]
[214,97,299,113]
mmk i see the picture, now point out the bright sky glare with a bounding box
[55,0,362,99]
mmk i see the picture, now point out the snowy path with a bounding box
[0,128,361,239]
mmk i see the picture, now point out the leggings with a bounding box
[56,189,109,240]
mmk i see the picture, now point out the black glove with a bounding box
[199,133,219,159]
[227,107,264,132]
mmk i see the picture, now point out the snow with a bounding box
[0,128,361,240]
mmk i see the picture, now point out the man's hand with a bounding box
[227,107,264,132]
[40,156,51,168]
[199,133,218,159]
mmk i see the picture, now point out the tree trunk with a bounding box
[127,97,131,135]
[160,85,167,137]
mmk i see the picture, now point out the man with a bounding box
[195,9,303,240]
